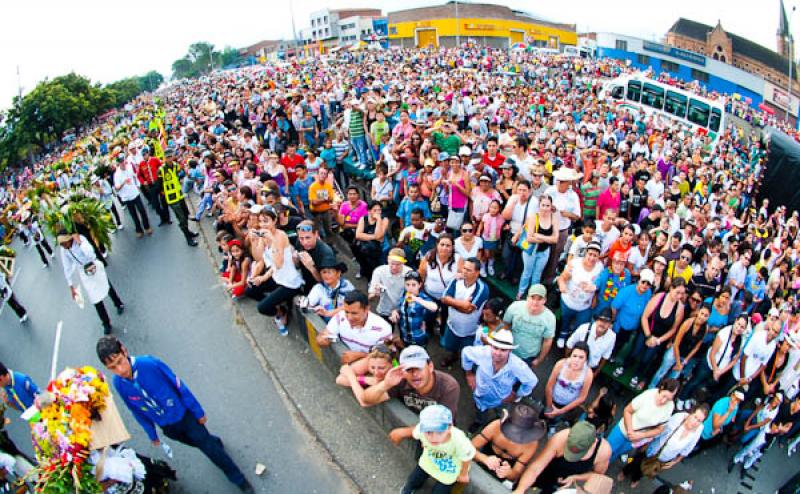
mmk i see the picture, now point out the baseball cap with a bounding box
[458,146,472,157]
[399,345,430,369]
[564,421,597,462]
[437,152,450,162]
[479,174,492,182]
[419,404,452,433]
[769,307,781,318]
[639,268,655,285]
[586,241,602,253]
[528,284,547,298]
[654,256,667,266]
[595,307,613,322]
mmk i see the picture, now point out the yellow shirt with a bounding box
[308,181,334,213]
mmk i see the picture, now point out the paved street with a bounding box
[0,219,354,494]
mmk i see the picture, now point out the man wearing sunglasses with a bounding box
[294,220,335,291]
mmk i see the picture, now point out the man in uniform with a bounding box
[158,151,199,247]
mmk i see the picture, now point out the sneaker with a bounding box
[117,224,124,230]
[676,399,685,411]
[19,314,28,324]
[613,366,625,377]
[487,263,495,276]
[480,265,487,277]
[116,304,125,315]
[354,272,362,279]
[556,337,566,349]
[238,480,254,493]
[103,323,113,335]
[685,398,696,410]
[145,228,153,236]
[629,376,639,388]
[190,217,199,222]
[42,263,49,269]
[49,251,55,258]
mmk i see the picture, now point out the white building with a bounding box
[338,15,377,44]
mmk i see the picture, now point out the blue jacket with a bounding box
[113,356,205,441]
[3,371,40,411]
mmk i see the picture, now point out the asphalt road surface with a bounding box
[0,218,354,494]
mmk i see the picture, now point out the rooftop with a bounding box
[388,2,575,31]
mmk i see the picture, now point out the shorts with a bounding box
[482,239,498,250]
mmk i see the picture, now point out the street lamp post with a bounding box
[455,1,460,47]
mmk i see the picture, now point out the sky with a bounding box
[0,0,795,111]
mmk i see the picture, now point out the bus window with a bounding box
[641,83,665,110]
[664,91,688,119]
[626,80,642,102]
[687,99,710,127]
[611,86,624,100]
[709,108,722,132]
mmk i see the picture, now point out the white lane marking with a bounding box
[50,320,63,380]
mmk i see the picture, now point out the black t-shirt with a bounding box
[389,370,461,422]
[294,238,335,291]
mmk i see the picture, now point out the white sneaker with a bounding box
[630,376,640,388]
[19,314,28,324]
[613,366,625,377]
[118,224,124,230]
[487,263,495,276]
[556,337,566,349]
[676,399,685,411]
[49,251,55,258]
[42,264,48,269]
[480,265,487,277]
[355,272,362,279]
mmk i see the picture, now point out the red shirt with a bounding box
[137,157,162,186]
[281,153,305,184]
[482,152,506,171]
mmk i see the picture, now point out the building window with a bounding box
[324,15,328,23]
[661,60,680,73]
[311,19,315,27]
[615,39,628,51]
[389,26,397,35]
[325,27,329,36]
[691,68,709,83]
[637,54,649,65]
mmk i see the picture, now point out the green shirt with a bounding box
[349,110,365,138]
[412,424,476,485]
[370,120,389,144]
[581,182,600,219]
[433,132,461,156]
[503,302,556,360]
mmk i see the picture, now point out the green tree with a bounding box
[171,41,220,79]
[219,46,243,68]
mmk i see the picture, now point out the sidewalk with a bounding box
[188,203,411,494]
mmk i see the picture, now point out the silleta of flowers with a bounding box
[31,366,110,493]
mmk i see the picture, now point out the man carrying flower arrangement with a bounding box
[96,336,253,492]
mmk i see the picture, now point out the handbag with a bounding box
[446,207,465,230]
[430,186,443,214]
[640,423,682,478]
[516,214,539,255]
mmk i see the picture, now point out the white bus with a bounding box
[601,75,726,143]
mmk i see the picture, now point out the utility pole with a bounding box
[455,1,460,47]
[290,0,299,59]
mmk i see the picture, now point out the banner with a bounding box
[764,81,800,116]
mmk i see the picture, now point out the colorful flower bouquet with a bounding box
[30,366,110,493]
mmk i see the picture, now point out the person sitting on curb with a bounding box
[306,257,354,322]
[362,345,460,420]
[471,401,546,486]
[316,291,392,363]
[461,329,538,432]
[391,404,476,494]
[512,421,611,494]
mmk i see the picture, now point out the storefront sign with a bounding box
[764,81,800,116]
[643,41,706,66]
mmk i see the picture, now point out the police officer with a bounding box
[158,151,199,247]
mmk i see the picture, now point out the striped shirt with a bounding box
[349,110,365,138]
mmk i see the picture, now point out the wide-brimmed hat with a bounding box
[552,167,583,182]
[500,402,546,444]
[487,329,517,350]
[318,256,348,273]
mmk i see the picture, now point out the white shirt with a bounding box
[544,185,581,230]
[567,322,617,368]
[646,179,665,204]
[369,265,411,316]
[561,258,603,311]
[594,221,620,255]
[325,311,392,353]
[113,166,141,202]
[647,413,703,462]
[734,328,778,381]
[455,237,483,260]
[706,325,739,371]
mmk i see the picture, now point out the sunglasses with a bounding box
[297,224,314,233]
[461,228,473,233]
[690,297,703,303]
[533,173,543,177]
[681,256,692,261]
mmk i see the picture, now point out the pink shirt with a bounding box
[481,213,505,242]
[596,189,621,219]
[338,200,368,226]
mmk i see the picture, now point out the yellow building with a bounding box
[388,2,576,49]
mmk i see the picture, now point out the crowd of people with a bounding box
[3,44,800,493]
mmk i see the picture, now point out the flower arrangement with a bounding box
[31,366,110,494]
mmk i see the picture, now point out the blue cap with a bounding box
[437,152,450,162]
[419,404,452,433]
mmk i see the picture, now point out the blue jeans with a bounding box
[628,331,664,379]
[607,421,633,462]
[559,300,592,340]
[519,247,549,297]
[440,324,474,354]
[351,136,372,166]
[649,351,698,389]
[161,411,246,488]
[195,193,213,219]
